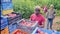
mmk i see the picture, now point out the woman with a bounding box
[30,6,45,28]
[46,4,56,30]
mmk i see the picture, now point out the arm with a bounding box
[46,10,49,18]
[30,14,33,21]
[30,16,32,21]
[54,9,56,16]
[41,16,45,28]
[38,22,45,28]
[41,22,45,28]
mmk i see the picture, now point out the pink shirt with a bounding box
[30,13,45,25]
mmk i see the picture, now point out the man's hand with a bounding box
[42,22,45,28]
[38,24,44,28]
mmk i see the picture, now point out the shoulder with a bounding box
[30,13,35,17]
[40,14,44,18]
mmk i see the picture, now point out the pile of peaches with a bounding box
[20,20,35,27]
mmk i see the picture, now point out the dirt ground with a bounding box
[45,16,60,30]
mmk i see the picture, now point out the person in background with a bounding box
[46,4,56,30]
[30,6,45,28]
[43,5,48,13]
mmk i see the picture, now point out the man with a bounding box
[30,6,45,28]
[46,4,56,30]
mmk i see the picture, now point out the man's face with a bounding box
[35,8,40,15]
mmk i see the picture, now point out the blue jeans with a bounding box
[46,18,53,29]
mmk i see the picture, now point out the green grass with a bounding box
[56,21,60,31]
[12,0,60,18]
[56,21,60,24]
[56,10,60,16]
[57,28,60,32]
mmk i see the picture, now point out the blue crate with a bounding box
[1,0,12,3]
[32,27,38,34]
[1,3,13,10]
[42,29,53,34]
[1,17,8,24]
[39,28,53,34]
[1,23,8,30]
[0,9,1,16]
[1,16,8,30]
[55,32,60,34]
[8,23,17,34]
[32,28,54,34]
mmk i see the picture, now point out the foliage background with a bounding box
[12,0,60,18]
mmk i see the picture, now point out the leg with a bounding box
[46,19,49,29]
[49,19,53,30]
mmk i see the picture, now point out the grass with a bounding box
[57,28,60,32]
[56,10,60,16]
[56,21,60,24]
[56,21,60,32]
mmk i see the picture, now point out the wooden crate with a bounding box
[12,29,28,34]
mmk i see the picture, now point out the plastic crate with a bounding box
[55,32,60,34]
[31,27,60,34]
[33,28,56,34]
[17,19,38,34]
[31,27,38,34]
[1,26,9,34]
[1,2,13,10]
[8,23,17,34]
[0,9,1,15]
[4,26,9,34]
[1,29,5,34]
[12,29,28,34]
[1,16,8,30]
[2,9,13,15]
[42,29,53,34]
[1,0,12,3]
[7,12,22,25]
[1,23,8,30]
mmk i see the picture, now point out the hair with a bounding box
[34,6,41,11]
[50,4,54,8]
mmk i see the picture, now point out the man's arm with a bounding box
[42,22,45,28]
[41,15,45,28]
